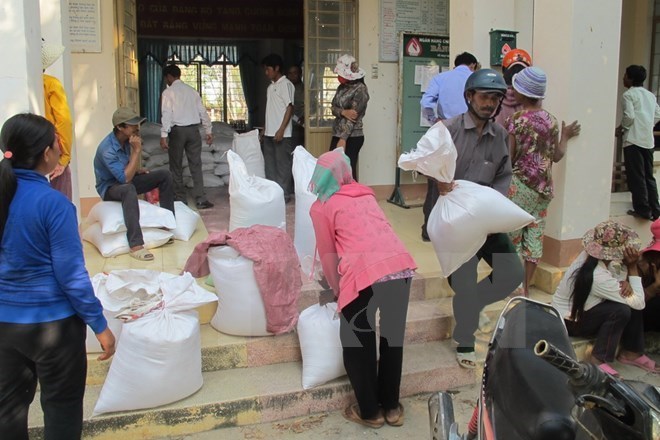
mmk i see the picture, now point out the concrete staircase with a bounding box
[27,274,481,440]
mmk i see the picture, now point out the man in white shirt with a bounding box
[262,53,295,199]
[160,64,214,209]
[617,65,660,220]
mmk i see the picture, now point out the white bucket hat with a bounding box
[334,54,365,81]
[41,42,65,70]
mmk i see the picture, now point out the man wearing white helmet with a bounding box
[425,69,523,369]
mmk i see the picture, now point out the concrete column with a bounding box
[536,0,623,267]
[0,0,43,124]
[40,0,80,210]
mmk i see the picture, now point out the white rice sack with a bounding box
[428,179,534,277]
[144,152,169,169]
[92,311,202,415]
[140,122,164,156]
[298,303,345,389]
[232,129,265,178]
[82,224,173,257]
[182,162,216,176]
[213,151,228,164]
[185,173,224,188]
[214,163,230,176]
[87,200,176,234]
[227,150,285,231]
[172,201,200,241]
[91,271,217,415]
[208,246,272,336]
[211,120,237,138]
[85,311,123,353]
[397,121,457,183]
[292,146,318,274]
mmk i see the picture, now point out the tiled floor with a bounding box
[81,186,441,279]
[81,187,652,282]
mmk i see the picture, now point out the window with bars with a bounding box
[306,0,358,128]
[168,54,248,124]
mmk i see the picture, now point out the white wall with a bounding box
[70,0,118,199]
[539,0,623,240]
[356,0,400,186]
[0,0,43,124]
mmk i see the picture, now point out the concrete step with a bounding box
[85,297,457,386]
[28,340,476,440]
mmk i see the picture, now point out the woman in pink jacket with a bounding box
[309,149,417,429]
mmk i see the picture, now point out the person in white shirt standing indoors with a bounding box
[617,65,660,221]
[160,64,214,210]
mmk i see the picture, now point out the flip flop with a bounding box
[385,403,404,427]
[597,363,620,377]
[617,354,660,374]
[342,404,384,429]
[129,248,154,261]
[456,351,477,369]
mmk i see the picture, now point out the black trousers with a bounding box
[168,124,207,203]
[421,177,439,238]
[330,136,364,181]
[0,316,87,440]
[448,233,523,348]
[644,296,660,332]
[624,144,660,218]
[340,278,411,419]
[565,301,644,362]
[104,169,175,248]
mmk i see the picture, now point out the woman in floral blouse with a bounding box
[329,54,369,180]
[506,67,580,296]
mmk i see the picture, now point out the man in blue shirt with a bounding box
[94,107,175,260]
[420,52,479,124]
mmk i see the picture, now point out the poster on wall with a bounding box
[69,0,101,53]
[380,0,448,62]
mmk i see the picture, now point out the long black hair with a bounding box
[0,113,56,241]
[568,254,601,321]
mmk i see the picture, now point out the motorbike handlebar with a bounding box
[534,340,609,394]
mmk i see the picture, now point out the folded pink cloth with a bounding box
[184,225,301,334]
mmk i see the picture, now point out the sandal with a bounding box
[385,403,404,427]
[597,363,620,377]
[342,404,384,429]
[617,354,660,374]
[456,351,477,369]
[129,247,154,261]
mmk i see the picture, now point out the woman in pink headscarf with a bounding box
[308,148,416,429]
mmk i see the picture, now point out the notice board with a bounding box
[380,0,449,62]
[388,33,449,208]
[398,33,450,155]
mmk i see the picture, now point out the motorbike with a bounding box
[428,297,660,440]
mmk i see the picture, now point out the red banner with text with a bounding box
[137,0,303,39]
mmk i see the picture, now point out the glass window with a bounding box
[167,54,248,123]
[306,0,358,128]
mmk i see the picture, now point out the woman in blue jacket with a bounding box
[0,113,115,439]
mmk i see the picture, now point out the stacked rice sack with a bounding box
[140,121,235,188]
[82,200,201,256]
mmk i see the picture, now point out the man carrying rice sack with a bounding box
[427,69,524,369]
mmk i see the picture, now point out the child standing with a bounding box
[506,66,581,296]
